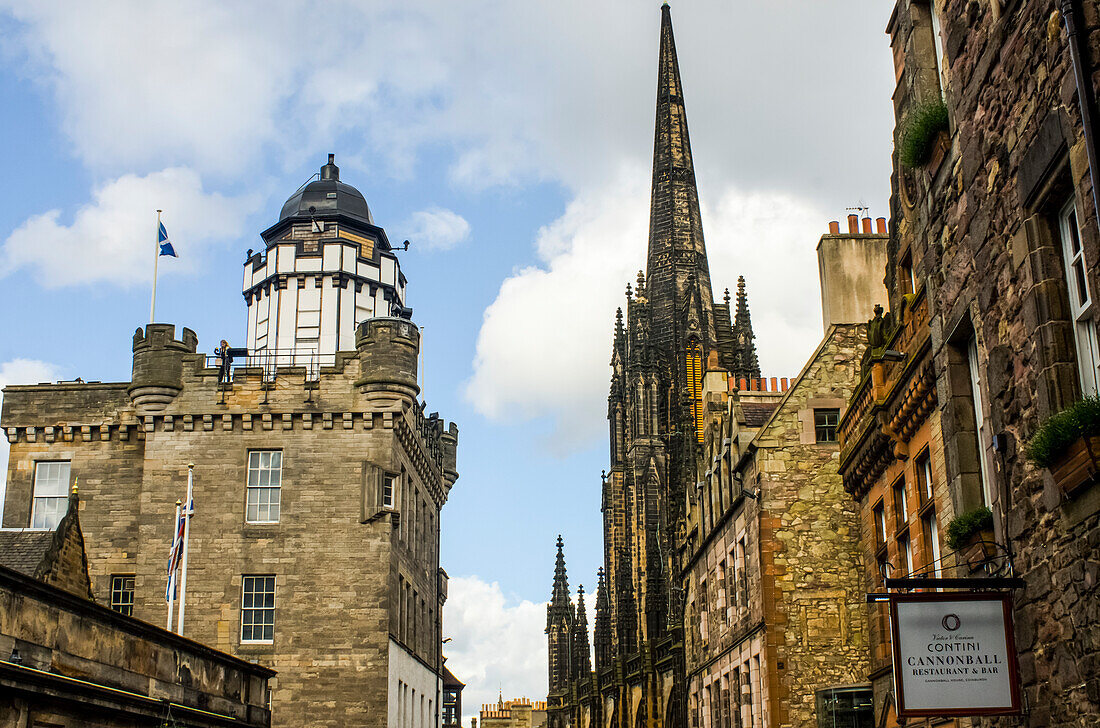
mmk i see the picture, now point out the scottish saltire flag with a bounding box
[158,222,177,257]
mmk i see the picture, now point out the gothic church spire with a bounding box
[645,2,717,355]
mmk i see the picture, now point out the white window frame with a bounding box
[383,473,395,509]
[930,2,947,97]
[241,574,276,644]
[917,449,934,503]
[899,533,914,577]
[31,461,70,530]
[246,450,282,524]
[1059,197,1100,397]
[923,512,942,580]
[966,336,992,506]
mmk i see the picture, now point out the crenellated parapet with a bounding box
[355,316,420,406]
[129,324,198,414]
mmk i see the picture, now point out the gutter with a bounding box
[1061,0,1100,227]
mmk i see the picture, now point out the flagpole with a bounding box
[150,209,162,324]
[167,498,180,630]
[176,463,194,635]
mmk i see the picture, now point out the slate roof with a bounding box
[742,401,779,428]
[0,530,55,577]
[443,664,465,688]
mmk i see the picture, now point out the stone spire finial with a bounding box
[731,275,761,380]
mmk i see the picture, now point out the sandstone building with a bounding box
[835,0,1100,726]
[479,696,548,728]
[547,6,762,728]
[1,488,274,726]
[682,218,887,728]
[1,156,459,727]
[545,6,889,728]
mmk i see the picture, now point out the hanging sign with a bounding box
[890,592,1021,717]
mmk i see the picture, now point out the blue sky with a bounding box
[0,0,896,718]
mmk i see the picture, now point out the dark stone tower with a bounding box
[553,6,760,728]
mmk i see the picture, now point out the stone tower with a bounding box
[550,6,760,728]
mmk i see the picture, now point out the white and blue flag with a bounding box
[158,222,177,257]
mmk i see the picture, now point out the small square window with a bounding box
[246,451,282,523]
[814,409,840,443]
[110,575,135,616]
[241,575,276,643]
[31,461,71,530]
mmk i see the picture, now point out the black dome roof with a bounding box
[279,155,373,225]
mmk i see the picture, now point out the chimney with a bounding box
[817,215,889,332]
[828,220,840,234]
[876,217,887,234]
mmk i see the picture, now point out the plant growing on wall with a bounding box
[898,99,950,168]
[1026,396,1100,467]
[945,506,994,551]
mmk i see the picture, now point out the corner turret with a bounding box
[355,317,420,407]
[129,324,198,414]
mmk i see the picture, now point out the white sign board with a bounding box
[890,593,1021,717]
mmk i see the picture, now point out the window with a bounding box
[246,450,282,523]
[898,534,913,577]
[899,251,915,295]
[814,408,840,443]
[929,3,947,97]
[872,501,887,546]
[892,478,908,530]
[922,511,942,579]
[241,575,276,643]
[736,538,749,607]
[699,578,709,642]
[383,473,395,509]
[966,336,992,505]
[110,575,135,616]
[815,686,873,728]
[716,561,727,624]
[31,461,70,529]
[915,449,934,504]
[1059,198,1100,396]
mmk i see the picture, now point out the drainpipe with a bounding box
[1061,0,1100,228]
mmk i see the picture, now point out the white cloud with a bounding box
[465,167,831,450]
[444,575,548,725]
[0,167,258,288]
[0,359,63,524]
[404,208,471,251]
[0,2,894,201]
[464,166,649,450]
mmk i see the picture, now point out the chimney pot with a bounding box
[847,214,859,234]
[861,216,873,234]
[876,217,887,234]
[828,220,840,234]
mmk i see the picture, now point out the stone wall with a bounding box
[753,324,869,728]
[885,1,1100,724]
[1,322,456,728]
[0,563,273,727]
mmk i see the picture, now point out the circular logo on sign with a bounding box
[942,614,961,631]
